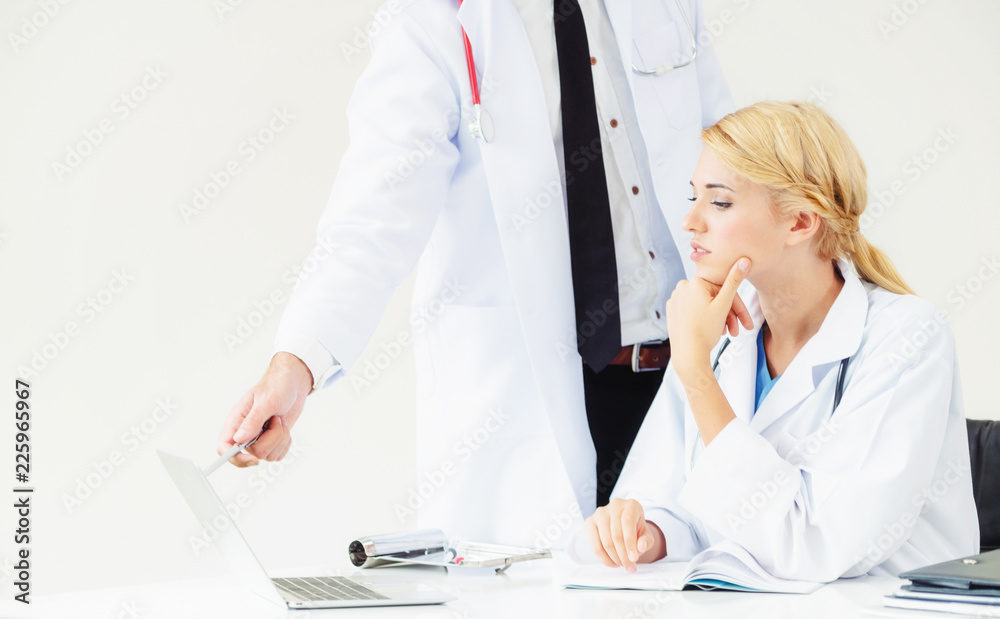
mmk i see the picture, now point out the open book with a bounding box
[561,540,820,594]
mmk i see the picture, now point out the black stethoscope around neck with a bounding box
[711,335,850,415]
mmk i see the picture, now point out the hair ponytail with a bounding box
[850,234,914,295]
[702,101,915,296]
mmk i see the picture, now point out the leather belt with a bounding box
[605,340,671,372]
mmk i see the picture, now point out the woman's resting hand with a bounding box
[584,498,667,573]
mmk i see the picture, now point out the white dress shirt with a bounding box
[511,0,687,347]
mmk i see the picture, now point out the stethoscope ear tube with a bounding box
[833,357,849,414]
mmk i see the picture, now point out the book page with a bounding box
[559,560,690,591]
[685,542,821,594]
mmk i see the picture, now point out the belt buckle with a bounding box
[631,340,661,373]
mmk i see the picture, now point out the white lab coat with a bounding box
[611,260,979,581]
[276,0,732,548]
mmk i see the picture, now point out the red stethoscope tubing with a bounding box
[459,0,481,106]
[459,0,494,141]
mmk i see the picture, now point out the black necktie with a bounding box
[555,0,621,372]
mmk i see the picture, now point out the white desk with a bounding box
[0,555,913,619]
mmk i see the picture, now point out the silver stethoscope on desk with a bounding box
[458,0,698,142]
[711,338,851,414]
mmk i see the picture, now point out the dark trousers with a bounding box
[583,360,666,507]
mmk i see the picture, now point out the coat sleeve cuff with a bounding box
[678,419,798,538]
[644,506,703,561]
[273,332,343,391]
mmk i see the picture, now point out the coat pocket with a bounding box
[631,20,701,130]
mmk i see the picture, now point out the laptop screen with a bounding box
[156,450,286,608]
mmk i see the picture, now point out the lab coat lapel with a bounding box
[602,0,634,93]
[459,0,596,511]
[749,261,869,433]
[715,281,762,427]
[748,356,817,435]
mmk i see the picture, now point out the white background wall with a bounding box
[1,0,997,599]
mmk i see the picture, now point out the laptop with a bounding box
[156,450,455,609]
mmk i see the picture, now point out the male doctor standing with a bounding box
[217,0,738,549]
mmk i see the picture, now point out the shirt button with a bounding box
[610,119,618,128]
[590,56,597,66]
[655,310,661,319]
[632,186,639,195]
[648,250,655,259]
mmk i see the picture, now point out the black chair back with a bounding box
[968,418,1000,551]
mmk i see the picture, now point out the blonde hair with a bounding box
[701,101,914,295]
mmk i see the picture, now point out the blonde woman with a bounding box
[584,102,979,582]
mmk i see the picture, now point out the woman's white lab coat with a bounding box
[275,0,733,547]
[612,260,979,581]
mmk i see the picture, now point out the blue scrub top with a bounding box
[755,327,780,413]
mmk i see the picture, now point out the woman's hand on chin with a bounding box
[667,258,752,383]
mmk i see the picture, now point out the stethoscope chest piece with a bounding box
[469,106,494,143]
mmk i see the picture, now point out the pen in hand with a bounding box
[204,418,272,476]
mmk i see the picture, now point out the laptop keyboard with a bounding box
[272,576,389,602]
